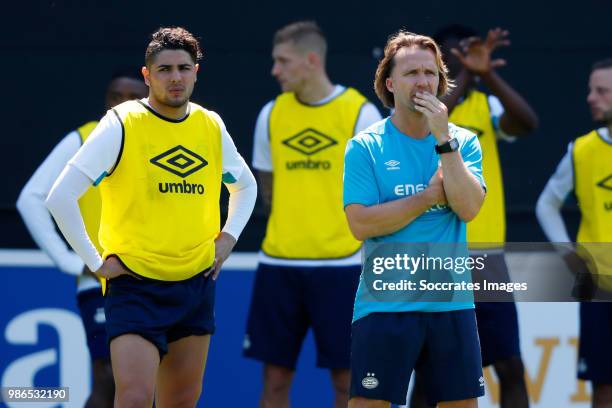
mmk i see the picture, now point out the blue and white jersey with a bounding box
[343,117,485,321]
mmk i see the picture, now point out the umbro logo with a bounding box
[385,160,400,170]
[479,376,485,387]
[596,174,612,191]
[150,145,208,178]
[282,128,338,156]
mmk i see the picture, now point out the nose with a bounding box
[170,68,181,82]
[586,90,596,104]
[271,62,280,77]
[415,73,430,89]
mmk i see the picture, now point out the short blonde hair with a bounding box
[273,21,327,60]
[374,31,453,108]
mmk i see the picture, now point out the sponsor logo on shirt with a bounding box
[597,174,612,191]
[158,180,205,195]
[394,183,448,212]
[283,128,336,171]
[150,145,207,194]
[384,160,400,170]
[394,183,427,196]
[596,174,612,211]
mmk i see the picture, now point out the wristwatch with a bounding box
[435,137,459,154]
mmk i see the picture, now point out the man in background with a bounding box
[537,58,612,408]
[244,21,381,408]
[410,24,538,408]
[17,68,147,407]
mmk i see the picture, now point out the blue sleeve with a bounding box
[343,138,379,207]
[460,133,486,191]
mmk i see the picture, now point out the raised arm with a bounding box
[448,28,539,135]
[414,92,485,221]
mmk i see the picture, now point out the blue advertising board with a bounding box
[0,251,333,407]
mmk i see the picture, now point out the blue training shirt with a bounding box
[343,117,485,322]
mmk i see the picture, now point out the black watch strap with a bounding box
[435,138,458,154]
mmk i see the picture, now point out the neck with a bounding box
[147,95,188,120]
[391,106,430,138]
[295,74,334,104]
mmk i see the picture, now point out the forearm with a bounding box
[257,171,272,216]
[439,152,485,221]
[480,70,539,135]
[441,69,472,112]
[222,166,257,240]
[345,192,434,240]
[535,188,572,244]
[17,190,84,275]
[45,165,103,272]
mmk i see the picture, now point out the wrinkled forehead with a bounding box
[393,46,439,71]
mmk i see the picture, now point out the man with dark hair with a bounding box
[17,67,146,408]
[537,58,612,408]
[344,30,485,408]
[46,26,257,407]
[409,24,539,408]
[144,26,203,67]
[244,20,381,408]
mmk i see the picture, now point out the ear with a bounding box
[194,63,199,82]
[307,51,321,69]
[385,77,394,94]
[142,66,151,87]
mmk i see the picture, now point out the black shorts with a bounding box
[104,271,215,358]
[350,310,484,405]
[578,302,612,383]
[243,263,360,369]
[473,253,521,366]
[76,288,109,360]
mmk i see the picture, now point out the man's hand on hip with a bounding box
[96,256,130,280]
[205,232,237,281]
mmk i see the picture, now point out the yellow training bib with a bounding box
[450,90,505,247]
[263,88,367,259]
[98,100,222,280]
[573,130,612,290]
